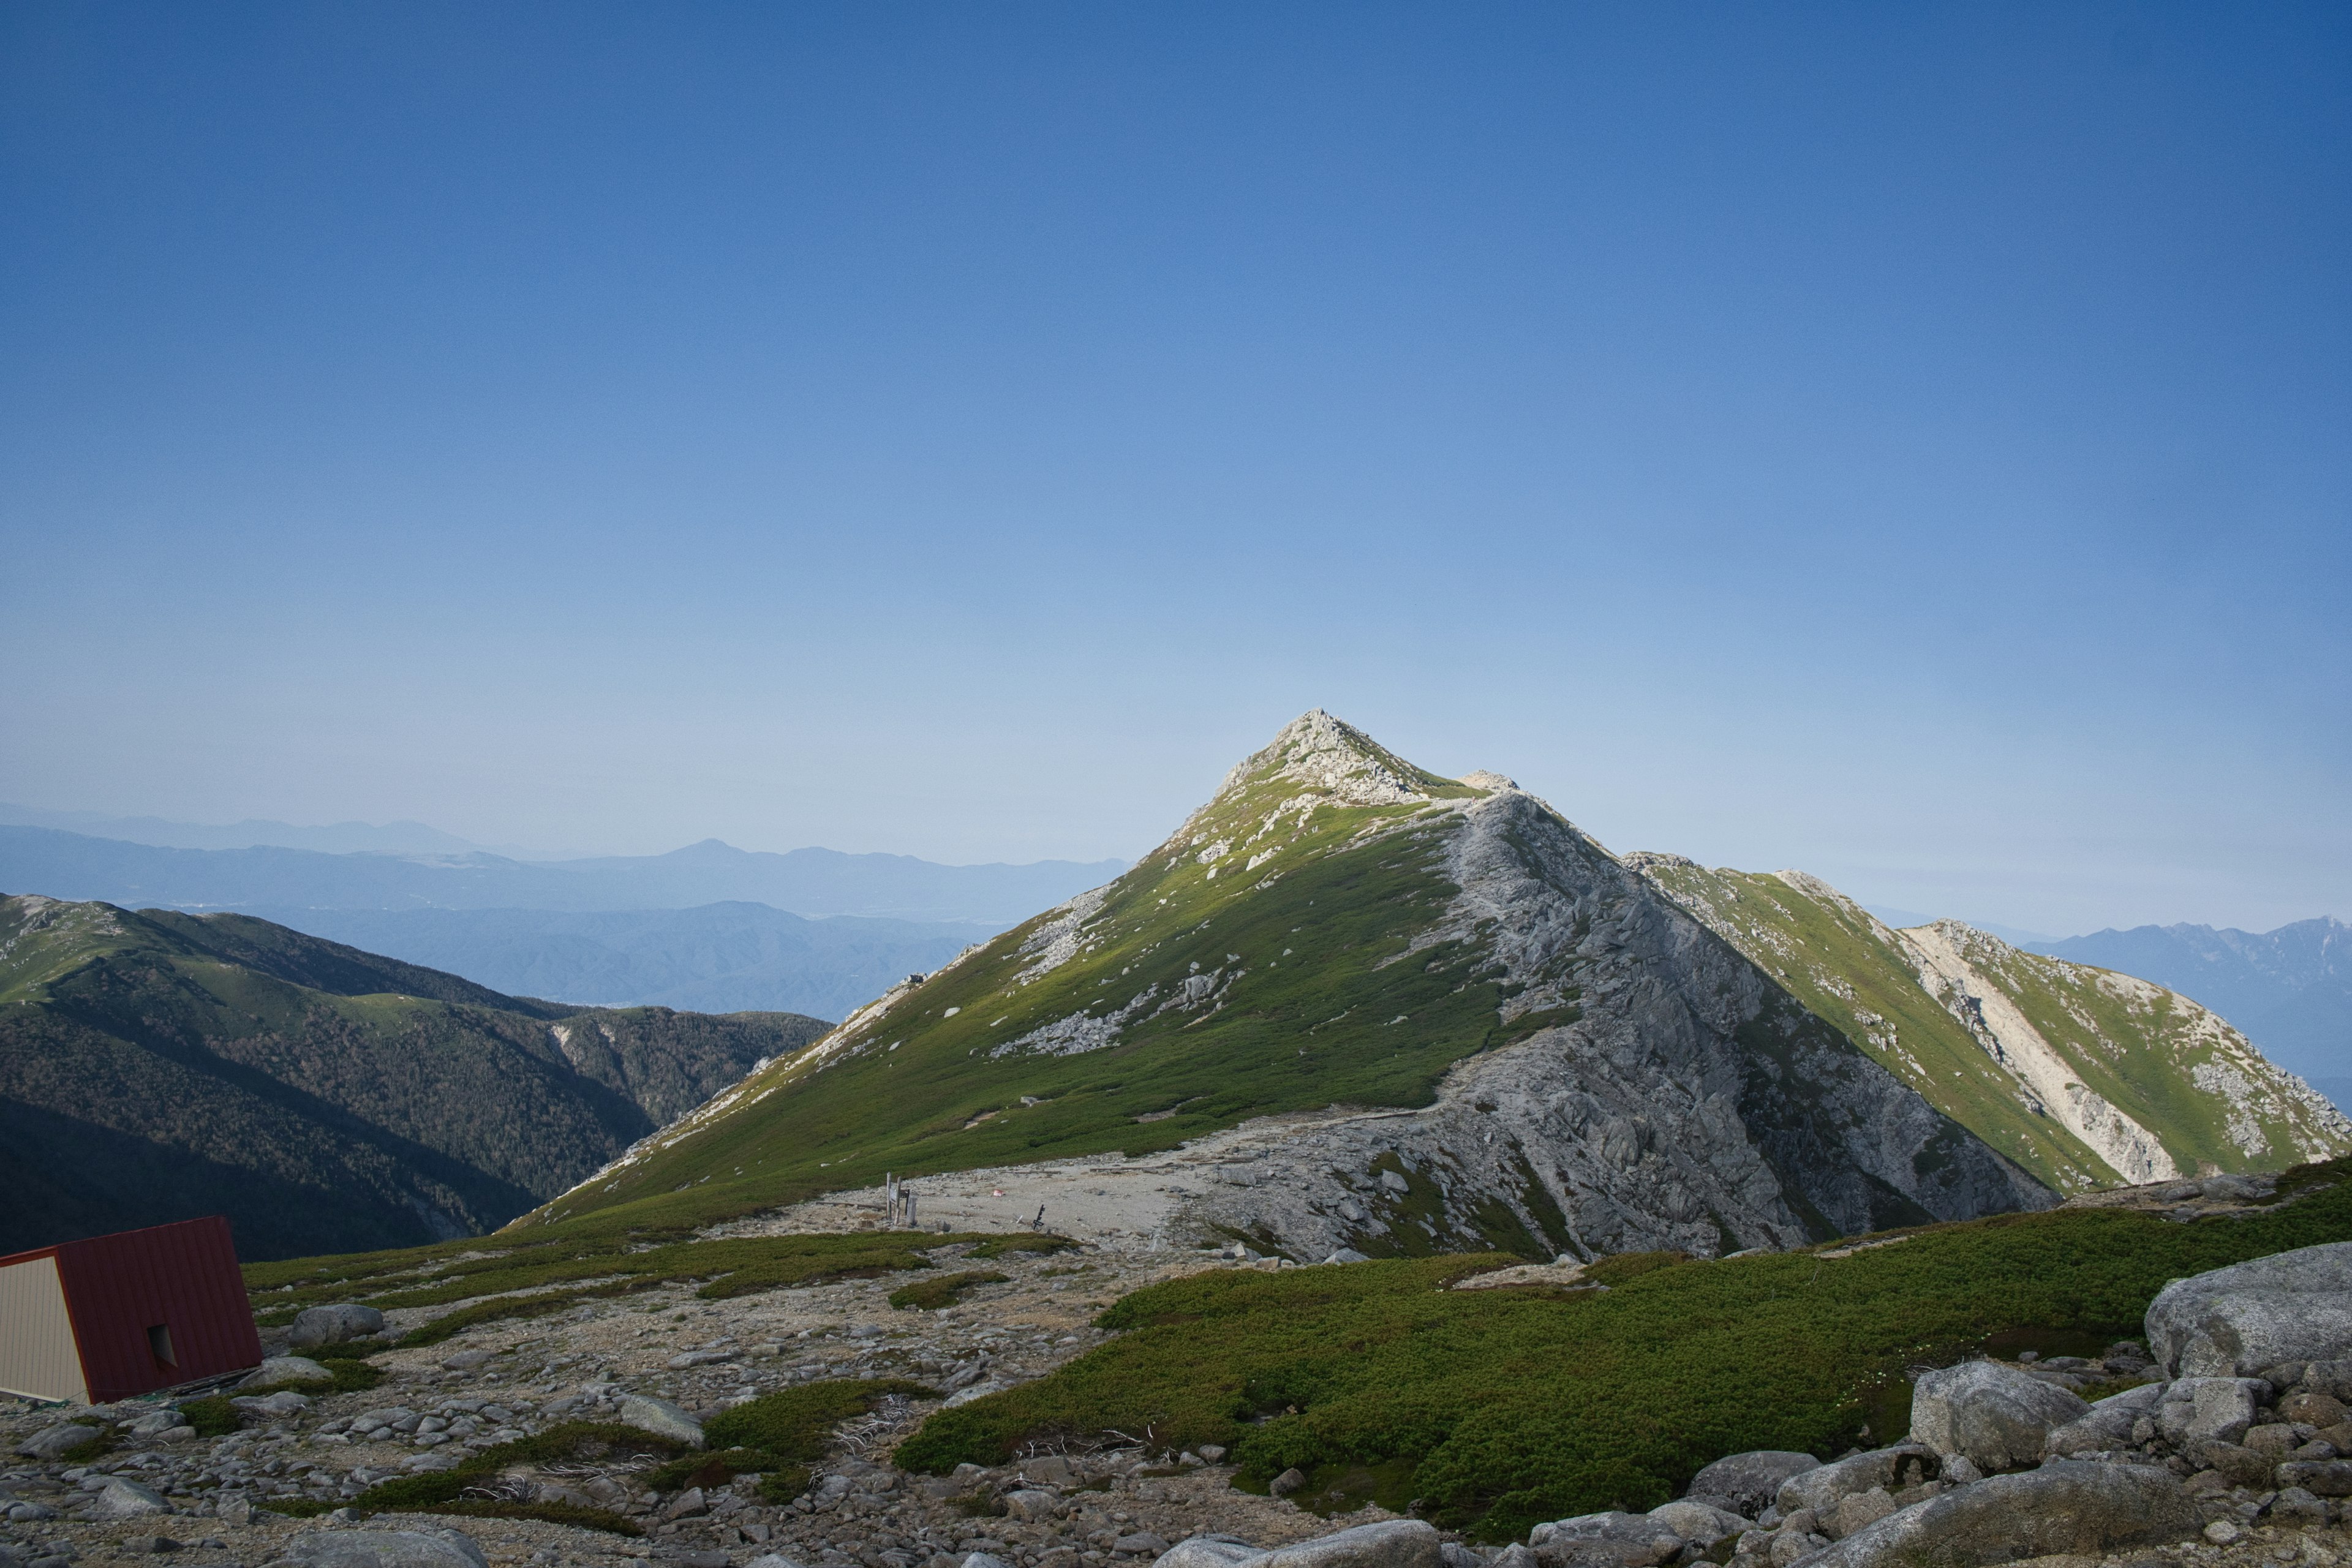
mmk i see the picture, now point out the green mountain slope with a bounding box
[0,894,827,1258]
[530,713,2048,1254]
[1626,858,2351,1191]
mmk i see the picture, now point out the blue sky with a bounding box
[3,2,2346,935]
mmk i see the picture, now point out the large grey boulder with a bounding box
[1643,1501,1744,1545]
[1776,1448,1939,1517]
[287,1304,385,1349]
[2044,1382,2164,1457]
[2154,1378,2264,1448]
[13,1425,99,1461]
[617,1393,704,1447]
[283,1529,489,1568]
[240,1355,332,1388]
[1529,1513,1685,1568]
[2146,1242,2352,1378]
[2275,1460,2352,1497]
[1685,1451,1819,1518]
[1262,1521,1442,1568]
[1791,1462,2197,1567]
[1909,1362,2087,1472]
[1156,1540,1269,1568]
[90,1478,170,1519]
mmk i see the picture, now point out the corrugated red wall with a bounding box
[46,1217,263,1402]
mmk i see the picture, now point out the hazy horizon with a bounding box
[5,6,2346,937]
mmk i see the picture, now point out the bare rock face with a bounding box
[2145,1242,2352,1377]
[1176,771,2051,1262]
[1909,1362,2089,1472]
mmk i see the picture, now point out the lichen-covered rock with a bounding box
[1776,1447,1939,1517]
[239,1354,331,1387]
[1909,1362,2087,1472]
[2155,1378,2264,1448]
[1790,1462,2197,1567]
[287,1303,385,1349]
[90,1478,169,1519]
[284,1531,489,1568]
[1259,1522,1442,1568]
[2044,1381,2164,1457]
[617,1393,704,1447]
[1642,1500,1744,1545]
[13,1424,98,1461]
[1686,1450,1820,1518]
[2146,1242,2352,1378]
[1528,1512,1685,1568]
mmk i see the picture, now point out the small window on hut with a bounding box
[147,1324,178,1367]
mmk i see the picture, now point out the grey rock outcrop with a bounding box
[1529,1510,1687,1568]
[1909,1361,2088,1472]
[283,1529,489,1568]
[1262,1522,1442,1568]
[618,1393,704,1447]
[1156,1542,1272,1568]
[1688,1450,1822,1518]
[2145,1242,2352,1377]
[90,1478,170,1519]
[288,1303,385,1349]
[2154,1378,2264,1447]
[1643,1500,1744,1545]
[13,1424,98,1461]
[1789,1462,2196,1567]
[1141,733,2052,1262]
[1776,1448,1939,1517]
[2043,1381,2164,1456]
[240,1354,332,1387]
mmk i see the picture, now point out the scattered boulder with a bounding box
[745,1556,808,1568]
[617,1393,704,1447]
[1261,1522,1441,1568]
[2276,1460,2352,1496]
[1826,1488,1898,1540]
[1529,1512,1685,1568]
[2305,1359,2352,1401]
[1685,1450,1819,1518]
[1269,1468,1307,1497]
[1000,1489,1060,1523]
[439,1350,497,1371]
[2144,1242,2352,1378]
[1909,1361,2088,1472]
[90,1477,170,1519]
[2044,1382,2165,1457]
[1792,1462,2196,1567]
[2155,1378,2264,1448]
[241,1357,331,1389]
[1156,1540,1269,1568]
[282,1530,489,1568]
[287,1304,385,1350]
[1775,1447,1938,1517]
[1643,1499,1743,1545]
[1117,1536,1174,1558]
[1323,1250,1371,1265]
[13,1424,99,1461]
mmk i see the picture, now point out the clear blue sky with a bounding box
[3,3,2346,935]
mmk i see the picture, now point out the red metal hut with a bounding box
[0,1216,263,1404]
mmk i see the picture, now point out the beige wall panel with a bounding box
[0,1256,88,1403]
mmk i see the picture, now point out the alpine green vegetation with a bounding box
[524,731,1534,1239]
[336,1420,694,1531]
[241,1227,1033,1339]
[894,1157,2352,1542]
[1627,859,2351,1187]
[0,892,826,1257]
[889,1270,1010,1310]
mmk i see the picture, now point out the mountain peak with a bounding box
[1209,710,1453,812]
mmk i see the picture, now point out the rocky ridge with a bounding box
[1626,859,2351,1194]
[546,712,2049,1260]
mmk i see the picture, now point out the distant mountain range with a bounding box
[0,824,1123,925]
[0,802,503,857]
[2029,918,2351,1113]
[249,903,987,1019]
[0,894,828,1258]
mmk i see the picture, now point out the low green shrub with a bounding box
[344,1421,692,1531]
[890,1271,1009,1310]
[895,1158,2352,1540]
[179,1397,243,1437]
[966,1234,1081,1260]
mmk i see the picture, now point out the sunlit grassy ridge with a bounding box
[517,731,1536,1237]
[896,1157,2352,1540]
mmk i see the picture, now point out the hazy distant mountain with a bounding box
[252,903,987,1019]
[0,825,1124,925]
[2028,918,2351,1102]
[0,803,496,856]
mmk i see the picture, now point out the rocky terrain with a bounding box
[9,1210,2352,1568]
[545,712,2051,1259]
[1627,859,2350,1194]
